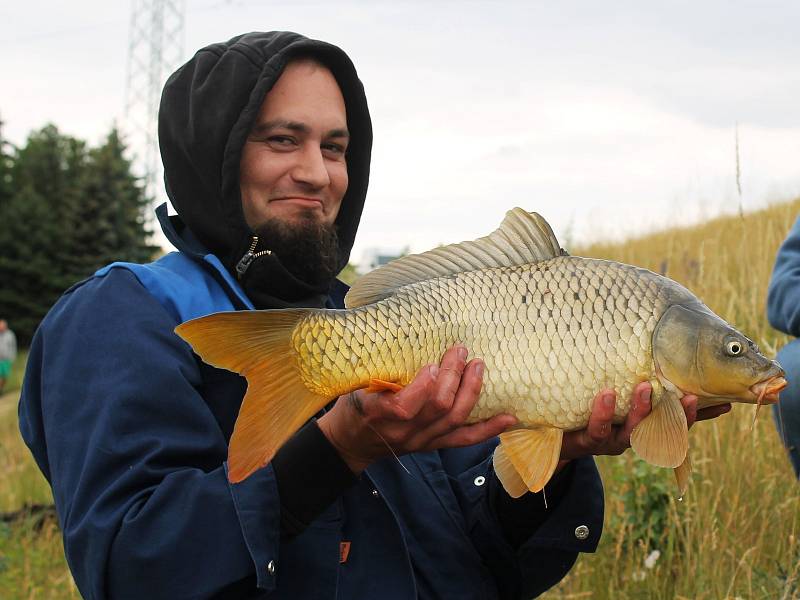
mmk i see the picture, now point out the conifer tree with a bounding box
[0,115,14,211]
[0,124,157,344]
[68,128,156,276]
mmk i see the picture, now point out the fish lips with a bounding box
[749,374,788,405]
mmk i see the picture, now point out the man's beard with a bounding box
[254,210,340,285]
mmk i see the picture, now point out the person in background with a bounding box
[767,215,800,478]
[0,319,16,395]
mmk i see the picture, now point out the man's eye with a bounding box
[322,143,346,156]
[267,135,296,148]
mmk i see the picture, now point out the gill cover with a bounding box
[652,303,776,400]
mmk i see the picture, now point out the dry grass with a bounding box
[0,508,80,600]
[0,353,79,598]
[2,199,800,598]
[542,198,800,599]
[0,354,53,515]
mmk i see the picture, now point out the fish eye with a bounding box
[725,340,744,356]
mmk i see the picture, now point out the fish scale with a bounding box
[291,256,674,430]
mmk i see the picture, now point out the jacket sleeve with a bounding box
[439,442,603,599]
[768,214,800,336]
[18,269,282,599]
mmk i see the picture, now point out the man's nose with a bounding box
[291,145,331,188]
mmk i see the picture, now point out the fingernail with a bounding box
[429,364,439,379]
[642,387,651,403]
[475,360,484,378]
[457,346,468,361]
[603,393,614,408]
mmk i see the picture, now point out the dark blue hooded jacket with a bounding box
[18,31,603,599]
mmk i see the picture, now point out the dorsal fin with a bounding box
[345,208,565,308]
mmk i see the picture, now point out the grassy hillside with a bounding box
[542,198,800,600]
[1,199,800,598]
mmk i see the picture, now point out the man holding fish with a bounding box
[19,32,735,599]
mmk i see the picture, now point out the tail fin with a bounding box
[175,310,329,483]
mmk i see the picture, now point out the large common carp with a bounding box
[175,209,786,496]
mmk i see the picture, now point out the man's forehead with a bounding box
[250,60,349,137]
[251,119,349,138]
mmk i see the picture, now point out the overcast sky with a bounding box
[3,0,799,267]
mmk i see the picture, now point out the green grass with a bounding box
[4,349,26,395]
[0,352,79,599]
[0,511,79,599]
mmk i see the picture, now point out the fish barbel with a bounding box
[175,208,786,496]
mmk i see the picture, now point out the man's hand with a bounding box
[559,383,732,462]
[317,345,517,474]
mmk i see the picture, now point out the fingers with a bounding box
[681,394,698,428]
[560,390,615,460]
[561,383,652,461]
[358,345,491,451]
[618,382,652,441]
[369,363,438,421]
[413,358,487,444]
[431,413,517,448]
[426,345,468,416]
[374,344,469,424]
[696,403,731,421]
[585,390,616,442]
[441,358,485,425]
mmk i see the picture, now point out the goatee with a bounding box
[254,210,340,285]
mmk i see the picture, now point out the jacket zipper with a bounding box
[235,236,271,279]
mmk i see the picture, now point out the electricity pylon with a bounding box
[124,0,186,225]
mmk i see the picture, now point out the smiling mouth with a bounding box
[272,197,324,207]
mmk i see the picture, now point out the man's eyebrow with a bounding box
[251,119,349,138]
[327,128,350,139]
[252,119,308,135]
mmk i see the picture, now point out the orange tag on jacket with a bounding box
[339,541,351,564]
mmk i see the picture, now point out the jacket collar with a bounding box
[156,202,348,310]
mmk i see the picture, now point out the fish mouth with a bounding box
[749,375,788,405]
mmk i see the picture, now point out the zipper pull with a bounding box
[235,236,259,279]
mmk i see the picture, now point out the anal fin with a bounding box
[364,378,404,394]
[494,427,563,496]
[493,444,529,498]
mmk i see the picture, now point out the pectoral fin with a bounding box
[493,427,563,496]
[630,391,688,468]
[673,451,692,497]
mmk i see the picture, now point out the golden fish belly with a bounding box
[292,256,677,431]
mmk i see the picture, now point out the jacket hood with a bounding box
[158,31,372,305]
